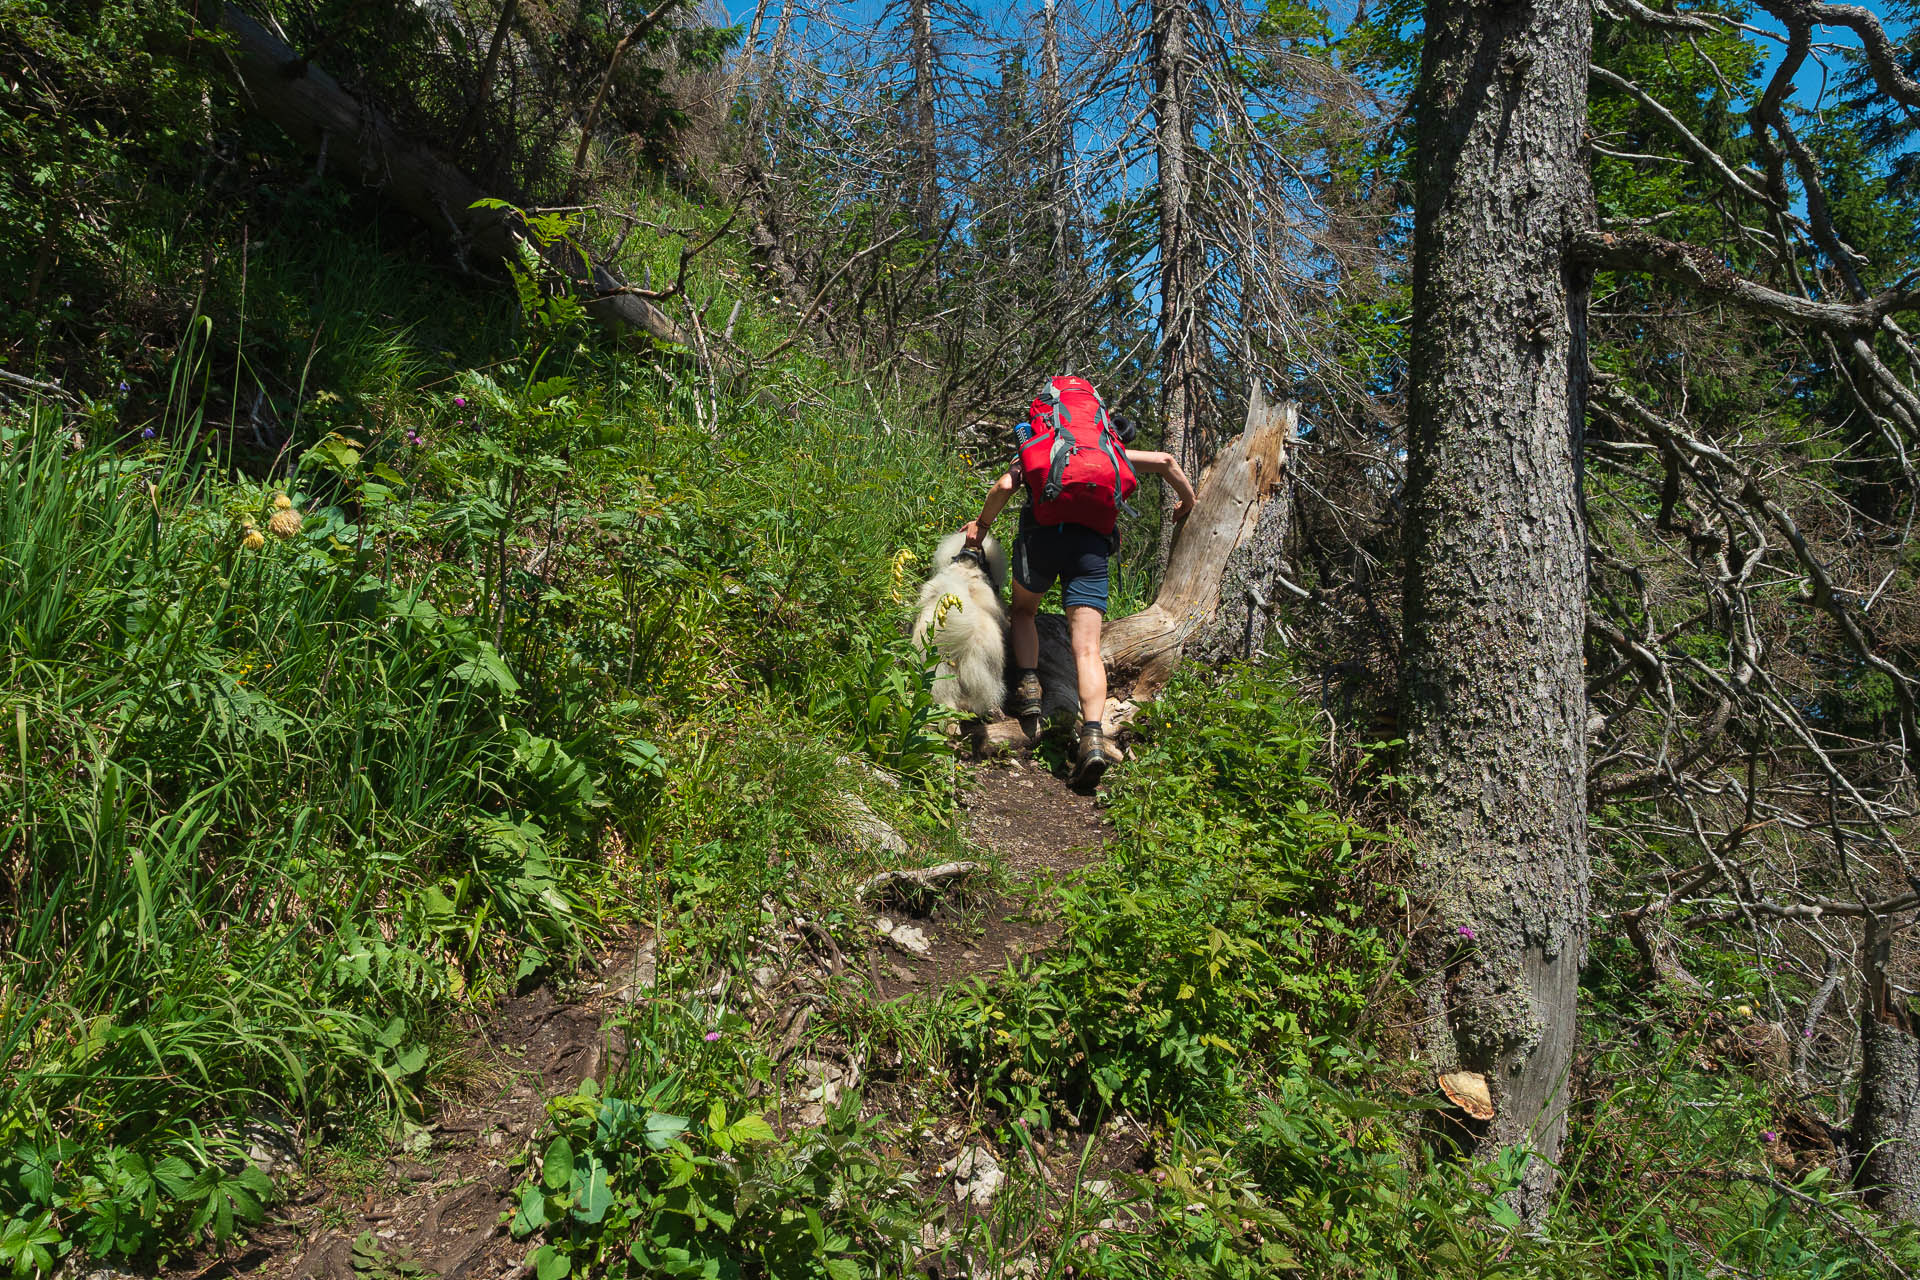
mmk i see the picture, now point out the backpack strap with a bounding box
[1097,432,1127,506]
[1043,427,1074,502]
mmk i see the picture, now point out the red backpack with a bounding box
[1018,376,1138,536]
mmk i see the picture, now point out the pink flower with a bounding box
[704,1031,721,1042]
[1457,926,1476,940]
[453,396,467,407]
[1762,1130,1778,1142]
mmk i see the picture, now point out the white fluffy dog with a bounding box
[911,530,1009,718]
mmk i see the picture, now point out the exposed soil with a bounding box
[167,737,1112,1280]
[174,950,640,1280]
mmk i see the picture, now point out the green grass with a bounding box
[0,175,993,1268]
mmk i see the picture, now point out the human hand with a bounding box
[1170,497,1194,522]
[961,519,984,548]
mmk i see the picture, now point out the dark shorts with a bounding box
[1012,518,1112,613]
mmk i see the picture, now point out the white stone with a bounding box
[948,1145,1004,1209]
[886,923,932,955]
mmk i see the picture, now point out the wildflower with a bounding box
[1762,1130,1778,1143]
[273,492,293,510]
[704,1031,721,1043]
[453,396,467,407]
[1736,1004,1753,1018]
[240,524,265,551]
[118,381,130,393]
[269,505,304,539]
[1457,925,1476,940]
[141,427,156,440]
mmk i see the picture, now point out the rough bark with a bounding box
[1149,0,1201,567]
[1103,389,1294,693]
[1854,913,1920,1219]
[1041,0,1070,289]
[1186,386,1297,665]
[217,4,685,348]
[910,0,939,236]
[1401,0,1593,1218]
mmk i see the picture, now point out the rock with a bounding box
[841,793,907,856]
[605,939,658,1003]
[885,922,932,956]
[940,1145,1004,1210]
[241,1119,300,1176]
[751,964,779,991]
[857,861,983,907]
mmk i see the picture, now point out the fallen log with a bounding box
[216,5,686,348]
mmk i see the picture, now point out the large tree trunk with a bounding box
[1400,0,1593,1219]
[1854,914,1920,1218]
[217,5,684,348]
[1150,0,1201,568]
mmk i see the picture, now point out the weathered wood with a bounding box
[217,5,685,348]
[1101,387,1295,694]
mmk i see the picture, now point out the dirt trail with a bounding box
[168,742,1107,1280]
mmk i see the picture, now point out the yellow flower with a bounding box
[269,507,304,539]
[888,547,916,604]
[272,492,293,510]
[240,524,265,551]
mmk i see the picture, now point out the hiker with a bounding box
[960,376,1196,786]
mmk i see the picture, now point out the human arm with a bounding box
[961,469,1019,548]
[1124,449,1197,522]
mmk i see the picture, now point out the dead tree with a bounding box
[1150,0,1202,564]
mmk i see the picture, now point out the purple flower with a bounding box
[704,1031,721,1043]
[118,381,130,393]
[141,427,156,440]
[1804,1029,1815,1038]
[1457,926,1476,940]
[1762,1130,1778,1143]
[453,396,467,407]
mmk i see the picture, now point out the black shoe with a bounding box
[1072,722,1114,788]
[1012,669,1043,719]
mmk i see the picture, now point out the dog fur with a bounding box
[911,531,1009,718]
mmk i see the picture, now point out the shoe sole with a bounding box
[1072,754,1111,788]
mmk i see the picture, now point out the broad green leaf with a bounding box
[572,1159,611,1225]
[643,1112,689,1151]
[532,1243,570,1280]
[509,1184,548,1236]
[725,1115,775,1145]
[541,1137,573,1192]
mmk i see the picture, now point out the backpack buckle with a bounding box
[953,546,989,572]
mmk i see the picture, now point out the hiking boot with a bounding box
[1072,721,1115,788]
[1011,668,1043,720]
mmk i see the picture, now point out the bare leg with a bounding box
[1067,603,1106,726]
[1010,582,1042,669]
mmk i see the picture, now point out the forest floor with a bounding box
[168,737,1115,1280]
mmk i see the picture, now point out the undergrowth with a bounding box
[0,179,982,1267]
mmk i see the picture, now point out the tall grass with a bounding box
[0,174,1001,1266]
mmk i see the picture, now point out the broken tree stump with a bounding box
[1102,385,1297,693]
